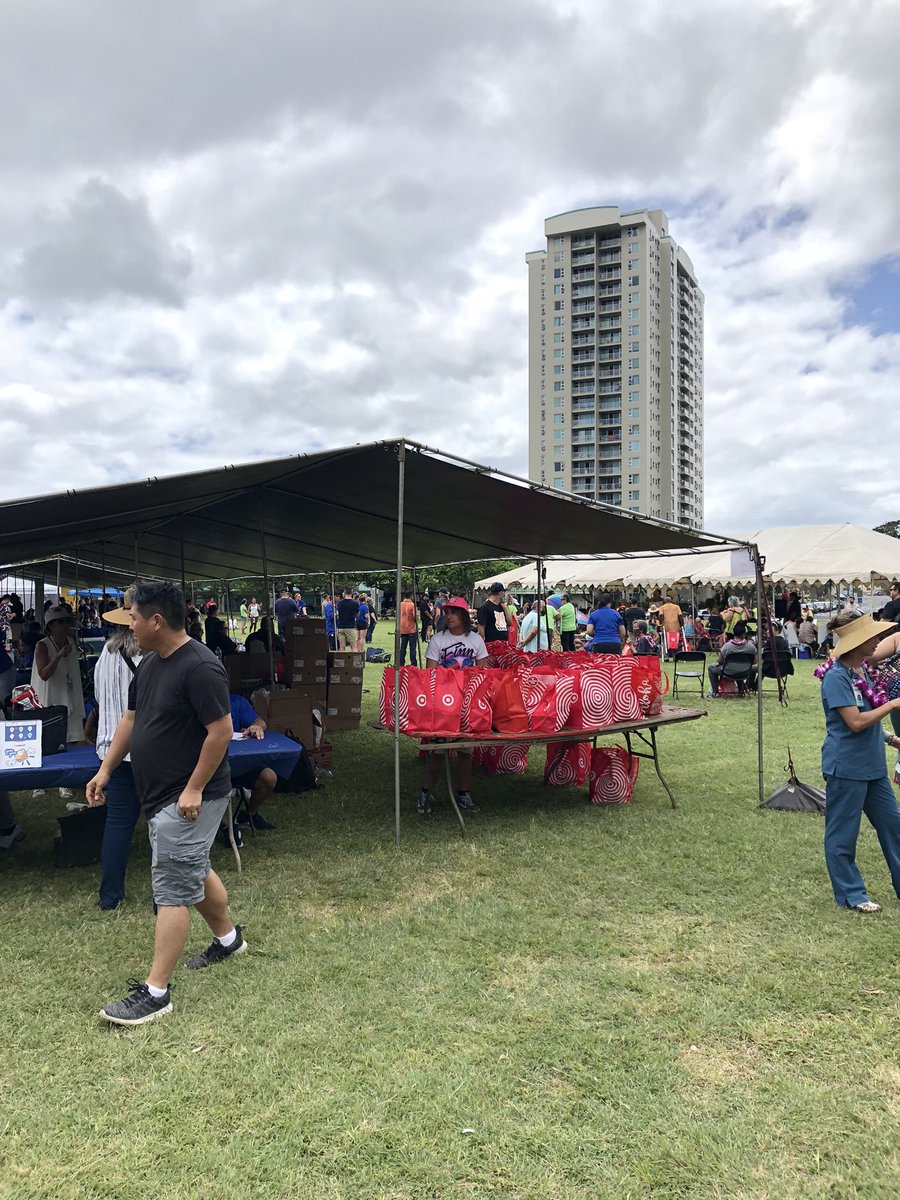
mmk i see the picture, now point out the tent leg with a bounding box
[753,545,765,806]
[257,490,276,692]
[56,555,61,604]
[394,444,406,847]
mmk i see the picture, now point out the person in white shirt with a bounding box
[419,597,487,815]
[519,600,553,652]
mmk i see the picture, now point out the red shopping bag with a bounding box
[566,669,614,730]
[490,671,529,734]
[610,659,642,722]
[587,745,639,805]
[631,656,668,716]
[518,670,558,733]
[480,742,529,775]
[379,667,435,734]
[544,741,590,786]
[460,669,494,735]
[665,630,683,654]
[431,668,467,735]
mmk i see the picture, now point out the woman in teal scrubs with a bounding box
[820,612,900,913]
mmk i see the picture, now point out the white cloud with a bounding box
[1,0,900,541]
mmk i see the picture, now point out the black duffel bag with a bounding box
[5,704,69,755]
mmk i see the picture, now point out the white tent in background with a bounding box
[476,524,900,593]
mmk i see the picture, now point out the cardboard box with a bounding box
[328,666,364,689]
[293,668,329,689]
[267,689,325,748]
[307,742,334,771]
[325,683,362,730]
[289,650,329,672]
[328,651,364,672]
[285,617,327,642]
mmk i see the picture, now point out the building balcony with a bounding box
[597,250,621,264]
[572,383,595,396]
[572,301,595,314]
[571,236,594,249]
[571,334,594,347]
[572,350,595,363]
[571,318,595,331]
[572,367,595,379]
[597,317,621,330]
[598,300,620,314]
[571,252,595,266]
[572,286,595,298]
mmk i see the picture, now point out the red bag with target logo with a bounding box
[566,669,614,730]
[490,670,529,735]
[587,744,639,804]
[379,667,435,734]
[430,668,467,735]
[460,669,493,735]
[517,670,558,733]
[630,656,668,716]
[480,742,529,775]
[610,659,642,722]
[544,740,591,786]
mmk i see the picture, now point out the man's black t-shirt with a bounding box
[337,598,360,628]
[785,599,802,625]
[127,639,231,818]
[881,597,900,623]
[622,605,646,632]
[477,600,507,643]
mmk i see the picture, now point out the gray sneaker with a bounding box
[100,980,172,1026]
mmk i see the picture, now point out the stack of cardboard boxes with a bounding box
[326,650,364,730]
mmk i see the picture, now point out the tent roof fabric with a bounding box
[0,440,729,581]
[477,524,900,591]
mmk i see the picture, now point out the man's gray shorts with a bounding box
[147,794,230,907]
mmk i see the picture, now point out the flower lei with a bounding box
[814,657,888,707]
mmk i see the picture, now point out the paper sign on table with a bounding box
[1,720,43,770]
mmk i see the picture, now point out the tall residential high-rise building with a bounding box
[527,206,704,527]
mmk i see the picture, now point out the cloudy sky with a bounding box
[2,0,899,534]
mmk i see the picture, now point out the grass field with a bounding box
[1,634,899,1199]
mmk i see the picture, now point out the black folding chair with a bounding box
[760,650,794,698]
[671,651,706,699]
[711,650,757,697]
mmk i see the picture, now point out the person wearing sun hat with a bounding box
[419,597,488,816]
[29,603,85,801]
[818,610,900,914]
[82,586,144,909]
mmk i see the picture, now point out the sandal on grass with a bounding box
[851,900,881,914]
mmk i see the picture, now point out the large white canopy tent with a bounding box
[475,524,900,593]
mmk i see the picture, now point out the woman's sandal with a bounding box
[851,900,881,914]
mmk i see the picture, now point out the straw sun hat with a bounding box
[831,613,897,659]
[101,586,137,627]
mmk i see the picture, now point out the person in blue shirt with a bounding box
[226,693,277,837]
[586,595,626,655]
[355,595,370,653]
[323,594,337,649]
[820,612,900,914]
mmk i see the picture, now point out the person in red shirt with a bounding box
[398,589,419,665]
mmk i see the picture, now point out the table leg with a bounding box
[444,753,467,839]
[649,728,677,809]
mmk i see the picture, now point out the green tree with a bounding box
[874,520,900,538]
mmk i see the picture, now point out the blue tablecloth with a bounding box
[0,732,303,791]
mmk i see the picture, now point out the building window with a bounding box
[629,340,640,352]
[554,430,565,440]
[554,365,564,375]
[553,414,565,425]
[553,252,564,262]
[554,301,564,311]
[629,308,640,319]
[554,236,564,246]
[629,490,640,501]
[554,332,564,343]
[553,268,564,279]
[626,226,639,238]
[628,407,639,418]
[553,284,564,294]
[628,374,640,386]
[554,348,564,358]
[629,457,639,468]
[629,425,640,436]
[554,397,564,408]
[628,390,639,402]
[554,317,564,326]
[629,357,640,369]
[628,473,640,485]
[553,382,564,391]
[628,440,640,452]
[554,461,565,471]
[553,477,565,489]
[628,325,640,336]
[630,276,640,286]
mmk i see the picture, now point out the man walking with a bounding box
[87,580,244,1026]
[398,588,419,665]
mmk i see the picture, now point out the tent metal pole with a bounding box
[56,555,61,604]
[257,489,277,696]
[180,524,186,598]
[536,557,544,649]
[753,545,765,807]
[329,573,336,650]
[394,443,406,848]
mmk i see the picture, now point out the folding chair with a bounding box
[711,650,757,698]
[760,650,794,698]
[671,651,706,699]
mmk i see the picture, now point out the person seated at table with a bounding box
[205,605,238,656]
[707,621,757,697]
[223,692,277,840]
[244,616,284,655]
[630,619,659,657]
[418,597,488,815]
[798,615,819,654]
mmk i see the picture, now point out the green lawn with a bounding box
[1,636,899,1200]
